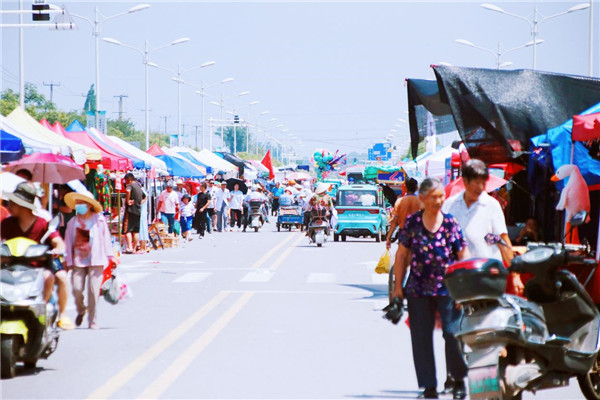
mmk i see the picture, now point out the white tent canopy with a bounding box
[107,135,169,174]
[402,145,455,181]
[195,149,238,173]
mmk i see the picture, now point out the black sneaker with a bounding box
[442,375,455,394]
[419,387,438,399]
[452,380,466,400]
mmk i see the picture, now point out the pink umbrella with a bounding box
[445,175,507,198]
[286,171,311,181]
[7,153,85,184]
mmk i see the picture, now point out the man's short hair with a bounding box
[201,182,207,189]
[406,178,418,193]
[462,159,489,181]
[16,169,33,181]
[124,173,135,181]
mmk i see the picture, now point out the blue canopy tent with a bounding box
[1,129,25,162]
[66,121,147,169]
[531,102,600,189]
[176,152,212,173]
[155,155,205,178]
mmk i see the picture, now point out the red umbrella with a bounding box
[445,175,507,198]
[572,113,600,141]
[7,153,85,184]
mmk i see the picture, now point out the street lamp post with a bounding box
[149,61,216,147]
[255,110,270,154]
[455,38,543,68]
[195,78,234,150]
[103,36,190,150]
[71,4,150,130]
[209,91,250,151]
[228,101,259,154]
[481,2,590,70]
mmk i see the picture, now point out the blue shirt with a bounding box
[271,187,284,197]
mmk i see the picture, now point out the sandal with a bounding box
[57,317,75,330]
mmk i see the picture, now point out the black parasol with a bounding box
[380,184,397,206]
[226,178,248,194]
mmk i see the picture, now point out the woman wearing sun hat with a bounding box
[64,190,114,330]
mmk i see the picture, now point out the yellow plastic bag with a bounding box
[375,250,391,274]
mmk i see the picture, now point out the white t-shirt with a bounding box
[215,188,230,210]
[207,186,217,209]
[229,190,244,210]
[442,191,507,261]
[180,202,195,217]
[158,190,179,214]
[245,192,265,203]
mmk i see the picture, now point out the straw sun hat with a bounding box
[64,191,103,213]
[315,182,332,195]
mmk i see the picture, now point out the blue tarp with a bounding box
[1,129,25,162]
[176,152,212,173]
[531,102,600,189]
[155,155,204,178]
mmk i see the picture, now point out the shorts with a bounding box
[206,208,215,217]
[180,215,193,233]
[124,212,140,233]
[50,257,64,274]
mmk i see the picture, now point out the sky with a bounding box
[1,1,598,158]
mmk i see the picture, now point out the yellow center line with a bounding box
[86,291,229,400]
[137,292,255,399]
[251,232,299,268]
[268,233,306,271]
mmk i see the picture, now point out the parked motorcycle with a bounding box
[307,208,330,247]
[445,211,599,400]
[0,218,60,379]
[248,200,265,232]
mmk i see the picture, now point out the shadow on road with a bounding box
[345,389,422,399]
[342,284,388,300]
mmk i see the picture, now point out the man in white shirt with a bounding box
[215,181,230,232]
[442,159,524,295]
[156,181,180,234]
[206,179,218,233]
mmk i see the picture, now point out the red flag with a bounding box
[261,150,275,180]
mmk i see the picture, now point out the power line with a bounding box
[43,81,60,103]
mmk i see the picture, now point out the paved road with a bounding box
[2,225,585,399]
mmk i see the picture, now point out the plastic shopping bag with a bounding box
[375,250,391,274]
[101,270,133,305]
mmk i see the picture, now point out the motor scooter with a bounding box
[307,208,330,247]
[444,211,600,400]
[0,218,60,379]
[248,200,265,232]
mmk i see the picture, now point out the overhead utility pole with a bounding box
[43,81,60,103]
[113,94,128,120]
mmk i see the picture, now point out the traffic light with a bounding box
[32,0,50,21]
[233,115,239,124]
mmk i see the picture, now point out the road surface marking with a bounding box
[306,273,336,283]
[268,233,306,271]
[137,292,255,399]
[371,273,389,284]
[122,272,151,283]
[240,269,274,282]
[86,291,229,399]
[251,232,299,268]
[172,272,212,283]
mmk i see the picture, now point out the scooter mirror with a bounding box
[48,215,60,232]
[570,211,588,227]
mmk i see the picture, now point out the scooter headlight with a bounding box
[0,244,10,257]
[24,244,49,258]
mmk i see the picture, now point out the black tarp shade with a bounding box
[431,66,600,164]
[217,151,246,177]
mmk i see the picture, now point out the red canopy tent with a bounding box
[147,143,166,156]
[572,112,600,141]
[43,120,130,171]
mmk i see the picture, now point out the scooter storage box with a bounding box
[445,258,507,301]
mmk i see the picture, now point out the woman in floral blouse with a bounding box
[392,177,470,400]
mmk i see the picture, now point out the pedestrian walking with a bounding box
[138,185,149,253]
[64,190,114,330]
[215,181,230,232]
[155,181,179,234]
[442,159,523,295]
[229,183,244,230]
[123,173,144,254]
[206,179,217,233]
[391,178,470,399]
[386,177,422,250]
[194,182,211,238]
[179,194,195,241]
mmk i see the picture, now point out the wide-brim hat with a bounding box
[4,182,41,212]
[64,191,103,213]
[315,182,332,194]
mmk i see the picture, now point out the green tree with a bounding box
[216,126,250,153]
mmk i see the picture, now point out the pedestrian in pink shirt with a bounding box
[64,191,114,330]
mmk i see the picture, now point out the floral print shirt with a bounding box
[399,210,467,297]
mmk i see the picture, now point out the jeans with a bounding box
[206,208,214,233]
[406,295,467,389]
[162,213,175,234]
[217,204,228,231]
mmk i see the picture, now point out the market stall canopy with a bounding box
[402,145,456,180]
[169,147,211,172]
[155,154,205,178]
[197,149,237,173]
[531,102,600,189]
[430,66,600,164]
[6,107,100,163]
[247,159,269,173]
[147,143,166,156]
[572,113,600,142]
[1,116,61,155]
[49,120,131,171]
[0,129,25,163]
[107,135,168,174]
[215,151,247,176]
[164,150,207,176]
[65,120,146,169]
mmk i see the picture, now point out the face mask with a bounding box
[75,204,89,215]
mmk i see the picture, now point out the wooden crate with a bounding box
[161,236,181,248]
